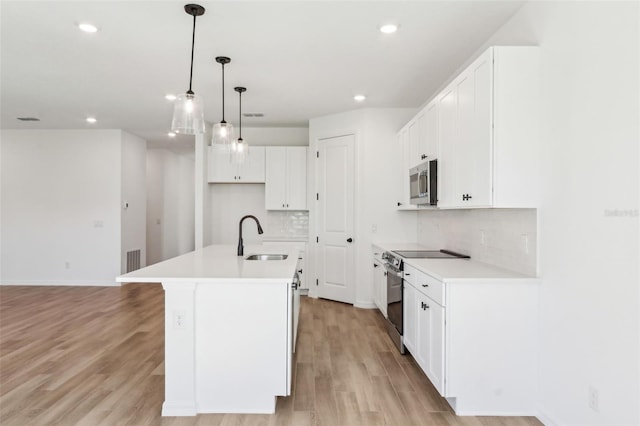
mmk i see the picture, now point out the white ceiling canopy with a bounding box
[1,1,524,149]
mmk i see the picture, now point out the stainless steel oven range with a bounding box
[382,249,470,353]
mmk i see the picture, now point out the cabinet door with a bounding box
[373,261,384,314]
[416,292,445,395]
[265,147,287,209]
[397,128,412,208]
[238,146,265,183]
[424,100,439,161]
[437,87,458,207]
[455,51,492,207]
[403,282,416,353]
[407,116,420,168]
[285,147,307,210]
[208,145,237,183]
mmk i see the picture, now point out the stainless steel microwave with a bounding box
[409,159,437,205]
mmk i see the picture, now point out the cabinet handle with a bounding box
[298,269,303,274]
[405,273,410,276]
[282,204,285,208]
[425,304,430,310]
[384,272,388,276]
[421,154,427,160]
[397,202,402,206]
[286,204,289,207]
[422,284,429,287]
[373,264,379,268]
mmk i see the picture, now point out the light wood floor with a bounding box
[0,284,542,426]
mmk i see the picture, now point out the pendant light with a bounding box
[212,56,234,149]
[231,87,248,164]
[171,4,206,135]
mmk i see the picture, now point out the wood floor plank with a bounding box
[0,285,541,426]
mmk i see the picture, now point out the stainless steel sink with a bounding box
[245,254,288,261]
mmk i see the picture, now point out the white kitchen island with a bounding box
[117,244,300,417]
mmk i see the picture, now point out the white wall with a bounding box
[0,129,122,285]
[308,108,417,306]
[146,148,195,265]
[240,127,308,147]
[121,131,147,271]
[474,2,639,425]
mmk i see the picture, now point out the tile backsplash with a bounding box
[417,209,537,276]
[263,211,309,240]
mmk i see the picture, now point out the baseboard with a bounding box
[536,407,559,426]
[162,401,197,417]
[354,301,377,309]
[0,280,120,287]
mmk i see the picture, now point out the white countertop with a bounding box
[117,244,299,284]
[404,258,535,282]
[372,242,536,282]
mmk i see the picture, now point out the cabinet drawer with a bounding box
[403,264,418,287]
[404,263,445,306]
[416,272,444,306]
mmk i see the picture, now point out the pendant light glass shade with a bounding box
[212,121,234,148]
[171,4,206,135]
[171,92,205,134]
[231,137,248,164]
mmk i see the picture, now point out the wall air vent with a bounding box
[126,249,141,273]
[243,113,264,118]
[17,117,40,121]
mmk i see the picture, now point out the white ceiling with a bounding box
[1,0,524,150]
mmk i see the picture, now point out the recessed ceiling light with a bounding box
[78,23,98,33]
[165,94,177,101]
[354,94,366,102]
[168,132,176,138]
[379,24,398,34]
[86,117,97,124]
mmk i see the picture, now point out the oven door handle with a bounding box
[384,265,403,277]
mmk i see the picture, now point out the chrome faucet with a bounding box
[237,215,264,256]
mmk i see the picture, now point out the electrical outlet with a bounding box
[371,224,377,233]
[65,261,70,270]
[480,230,486,245]
[173,311,186,330]
[588,385,599,412]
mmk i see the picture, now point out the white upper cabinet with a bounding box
[265,146,307,210]
[437,46,540,208]
[208,145,266,183]
[395,127,413,208]
[398,46,540,209]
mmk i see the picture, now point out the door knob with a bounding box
[347,238,353,243]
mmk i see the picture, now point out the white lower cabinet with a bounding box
[415,291,445,395]
[402,262,538,415]
[373,260,387,317]
[402,282,416,353]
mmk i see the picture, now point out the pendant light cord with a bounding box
[188,11,197,94]
[221,63,226,122]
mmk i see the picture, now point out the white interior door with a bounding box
[316,134,355,304]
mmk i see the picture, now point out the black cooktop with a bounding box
[392,249,470,259]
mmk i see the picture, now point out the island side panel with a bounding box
[195,281,289,413]
[161,282,197,416]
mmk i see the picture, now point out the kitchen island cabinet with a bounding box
[117,244,300,416]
